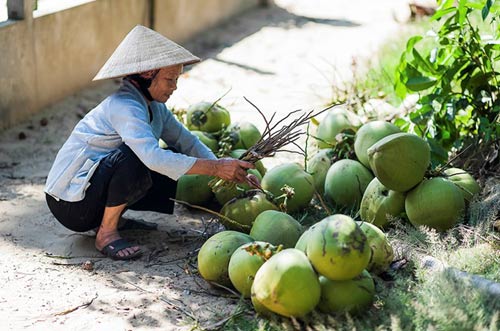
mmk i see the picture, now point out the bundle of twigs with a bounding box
[209,97,338,192]
[239,98,334,162]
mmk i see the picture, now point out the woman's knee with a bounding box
[45,194,102,232]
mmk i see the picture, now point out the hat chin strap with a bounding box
[126,71,159,102]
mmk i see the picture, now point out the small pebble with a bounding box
[82,260,94,271]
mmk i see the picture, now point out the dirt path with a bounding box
[0,1,408,330]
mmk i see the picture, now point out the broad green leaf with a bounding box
[394,118,409,130]
[405,63,425,78]
[439,16,459,36]
[394,75,408,99]
[441,59,470,82]
[440,23,461,36]
[406,76,438,91]
[395,56,409,99]
[405,36,423,55]
[428,138,450,164]
[436,0,456,11]
[441,129,451,140]
[481,0,491,21]
[458,0,468,26]
[412,48,438,74]
[431,7,457,21]
[436,47,455,66]
[482,0,492,18]
[485,41,500,52]
[465,2,486,10]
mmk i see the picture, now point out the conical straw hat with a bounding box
[93,25,200,81]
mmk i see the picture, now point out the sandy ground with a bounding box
[1,1,414,330]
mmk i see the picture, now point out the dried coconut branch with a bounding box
[290,141,306,154]
[237,101,336,163]
[171,198,251,232]
[274,149,306,156]
[244,97,272,138]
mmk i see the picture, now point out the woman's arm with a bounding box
[159,104,216,159]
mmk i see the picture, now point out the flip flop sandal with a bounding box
[100,238,142,260]
[118,217,158,231]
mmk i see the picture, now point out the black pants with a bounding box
[46,144,177,232]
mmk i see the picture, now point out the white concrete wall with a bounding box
[0,0,259,129]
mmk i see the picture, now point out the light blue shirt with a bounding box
[45,80,216,202]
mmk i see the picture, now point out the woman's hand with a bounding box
[213,158,255,183]
[187,158,255,183]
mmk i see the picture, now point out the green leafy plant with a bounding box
[395,0,499,166]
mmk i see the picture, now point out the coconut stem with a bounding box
[206,87,232,114]
[427,143,475,178]
[170,198,251,232]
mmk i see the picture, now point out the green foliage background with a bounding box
[394,0,499,166]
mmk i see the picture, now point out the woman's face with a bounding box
[148,65,183,103]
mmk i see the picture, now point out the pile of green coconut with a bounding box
[173,102,480,318]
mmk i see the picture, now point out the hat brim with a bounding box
[93,57,200,81]
[92,25,201,81]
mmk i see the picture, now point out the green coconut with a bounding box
[368,132,430,192]
[226,122,262,150]
[306,214,370,280]
[318,270,375,314]
[324,159,374,210]
[306,148,334,195]
[230,149,267,176]
[186,101,231,133]
[228,241,279,298]
[294,221,322,253]
[315,106,362,149]
[444,167,480,202]
[220,190,279,233]
[250,210,303,248]
[214,169,262,205]
[197,231,253,287]
[357,222,394,274]
[176,174,214,206]
[354,121,401,169]
[405,177,465,231]
[261,163,315,213]
[251,249,321,318]
[359,177,406,228]
[190,130,219,152]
